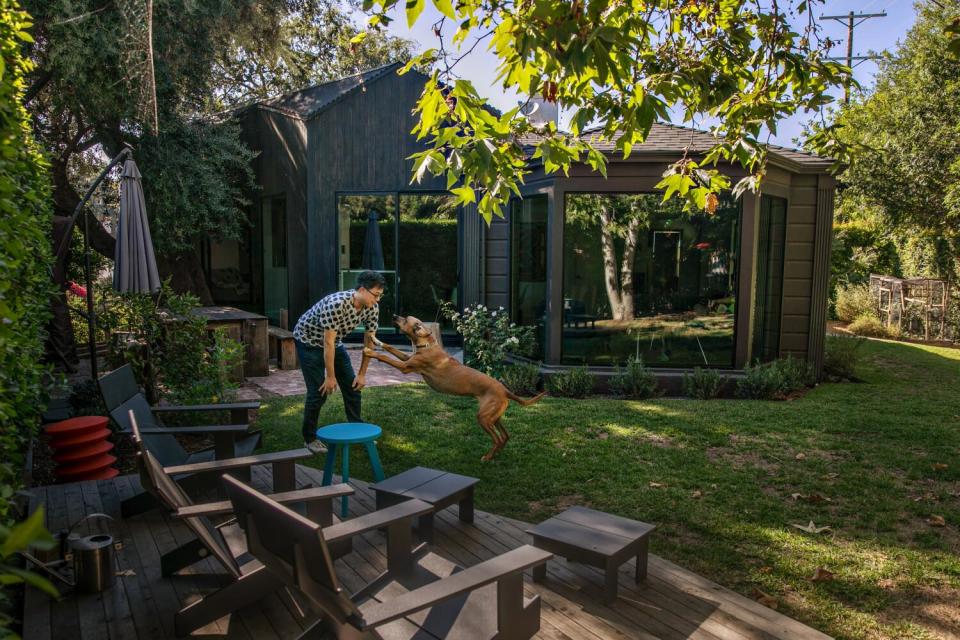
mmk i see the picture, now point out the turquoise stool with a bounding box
[316,422,386,517]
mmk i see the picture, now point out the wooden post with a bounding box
[279,308,289,330]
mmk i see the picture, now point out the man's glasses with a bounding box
[365,288,385,301]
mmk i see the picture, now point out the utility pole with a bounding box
[821,11,887,103]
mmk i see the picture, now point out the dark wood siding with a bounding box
[239,109,308,316]
[305,71,445,319]
[485,211,510,310]
[780,174,819,359]
[808,176,835,374]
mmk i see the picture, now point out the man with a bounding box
[293,270,385,453]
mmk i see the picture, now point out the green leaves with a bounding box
[361,0,847,218]
[405,0,425,27]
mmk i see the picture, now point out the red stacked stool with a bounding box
[45,416,118,482]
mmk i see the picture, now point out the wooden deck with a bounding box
[22,465,832,639]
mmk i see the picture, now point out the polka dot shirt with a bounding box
[293,290,379,347]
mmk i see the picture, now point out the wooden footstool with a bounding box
[372,466,479,542]
[526,506,655,602]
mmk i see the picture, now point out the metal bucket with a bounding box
[65,513,116,593]
[70,533,115,593]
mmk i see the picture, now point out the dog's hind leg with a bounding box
[476,413,502,462]
[493,419,510,455]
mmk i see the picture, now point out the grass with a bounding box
[256,338,960,640]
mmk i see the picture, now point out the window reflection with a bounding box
[511,196,548,358]
[562,193,739,367]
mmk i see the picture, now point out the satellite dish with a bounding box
[519,95,558,128]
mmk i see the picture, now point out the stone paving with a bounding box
[244,345,462,398]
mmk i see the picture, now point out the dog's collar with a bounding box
[414,342,437,351]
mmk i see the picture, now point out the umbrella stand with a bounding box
[60,145,133,381]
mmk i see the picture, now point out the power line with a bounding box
[821,11,887,103]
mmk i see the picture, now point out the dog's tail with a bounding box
[506,390,546,406]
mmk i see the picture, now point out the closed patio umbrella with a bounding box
[361,210,385,271]
[113,158,160,293]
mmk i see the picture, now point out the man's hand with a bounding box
[320,377,338,395]
[352,374,366,391]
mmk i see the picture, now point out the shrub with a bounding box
[608,357,659,399]
[499,362,541,396]
[102,283,244,404]
[443,302,535,378]
[546,366,595,398]
[835,284,876,324]
[848,314,897,339]
[0,0,59,626]
[69,380,108,416]
[823,335,865,381]
[737,356,815,400]
[682,367,724,399]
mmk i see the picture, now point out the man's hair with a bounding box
[356,270,387,291]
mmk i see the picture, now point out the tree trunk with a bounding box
[157,247,215,305]
[599,204,624,320]
[619,217,641,321]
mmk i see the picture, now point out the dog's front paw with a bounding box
[362,347,377,357]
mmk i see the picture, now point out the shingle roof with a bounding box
[257,62,404,120]
[521,121,833,172]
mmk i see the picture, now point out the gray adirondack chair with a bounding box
[224,474,553,640]
[99,364,263,514]
[129,411,355,636]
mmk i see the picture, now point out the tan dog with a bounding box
[364,315,544,461]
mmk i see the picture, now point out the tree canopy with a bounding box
[357,0,851,220]
[828,0,960,282]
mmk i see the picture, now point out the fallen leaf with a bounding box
[791,521,832,534]
[877,578,896,589]
[751,588,779,610]
[758,566,773,574]
[795,452,806,460]
[790,493,805,500]
[822,473,839,480]
[810,567,834,582]
[596,431,609,440]
[648,482,665,489]
[932,463,948,471]
[691,490,702,499]
[927,515,946,527]
[805,493,831,504]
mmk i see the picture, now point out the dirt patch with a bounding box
[876,584,960,639]
[706,447,780,475]
[635,432,676,448]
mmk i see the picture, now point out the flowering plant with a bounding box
[442,302,536,377]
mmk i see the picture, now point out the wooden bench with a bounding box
[526,505,655,602]
[267,325,297,370]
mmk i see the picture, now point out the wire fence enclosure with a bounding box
[869,274,958,341]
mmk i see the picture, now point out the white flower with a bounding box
[491,311,497,317]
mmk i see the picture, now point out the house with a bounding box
[204,63,835,379]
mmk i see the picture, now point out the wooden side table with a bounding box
[526,506,655,602]
[371,466,479,542]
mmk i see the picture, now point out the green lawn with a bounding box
[256,339,960,640]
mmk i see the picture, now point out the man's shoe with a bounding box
[305,440,328,455]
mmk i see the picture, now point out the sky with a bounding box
[375,0,918,149]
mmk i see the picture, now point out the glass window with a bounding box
[752,195,787,362]
[562,193,740,367]
[510,195,548,358]
[398,194,460,332]
[337,194,397,333]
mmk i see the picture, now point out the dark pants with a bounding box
[296,340,362,442]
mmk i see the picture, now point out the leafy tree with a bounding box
[357,0,850,220]
[210,8,413,107]
[828,0,960,281]
[566,194,657,320]
[24,0,410,363]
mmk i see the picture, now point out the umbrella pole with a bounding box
[66,145,133,381]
